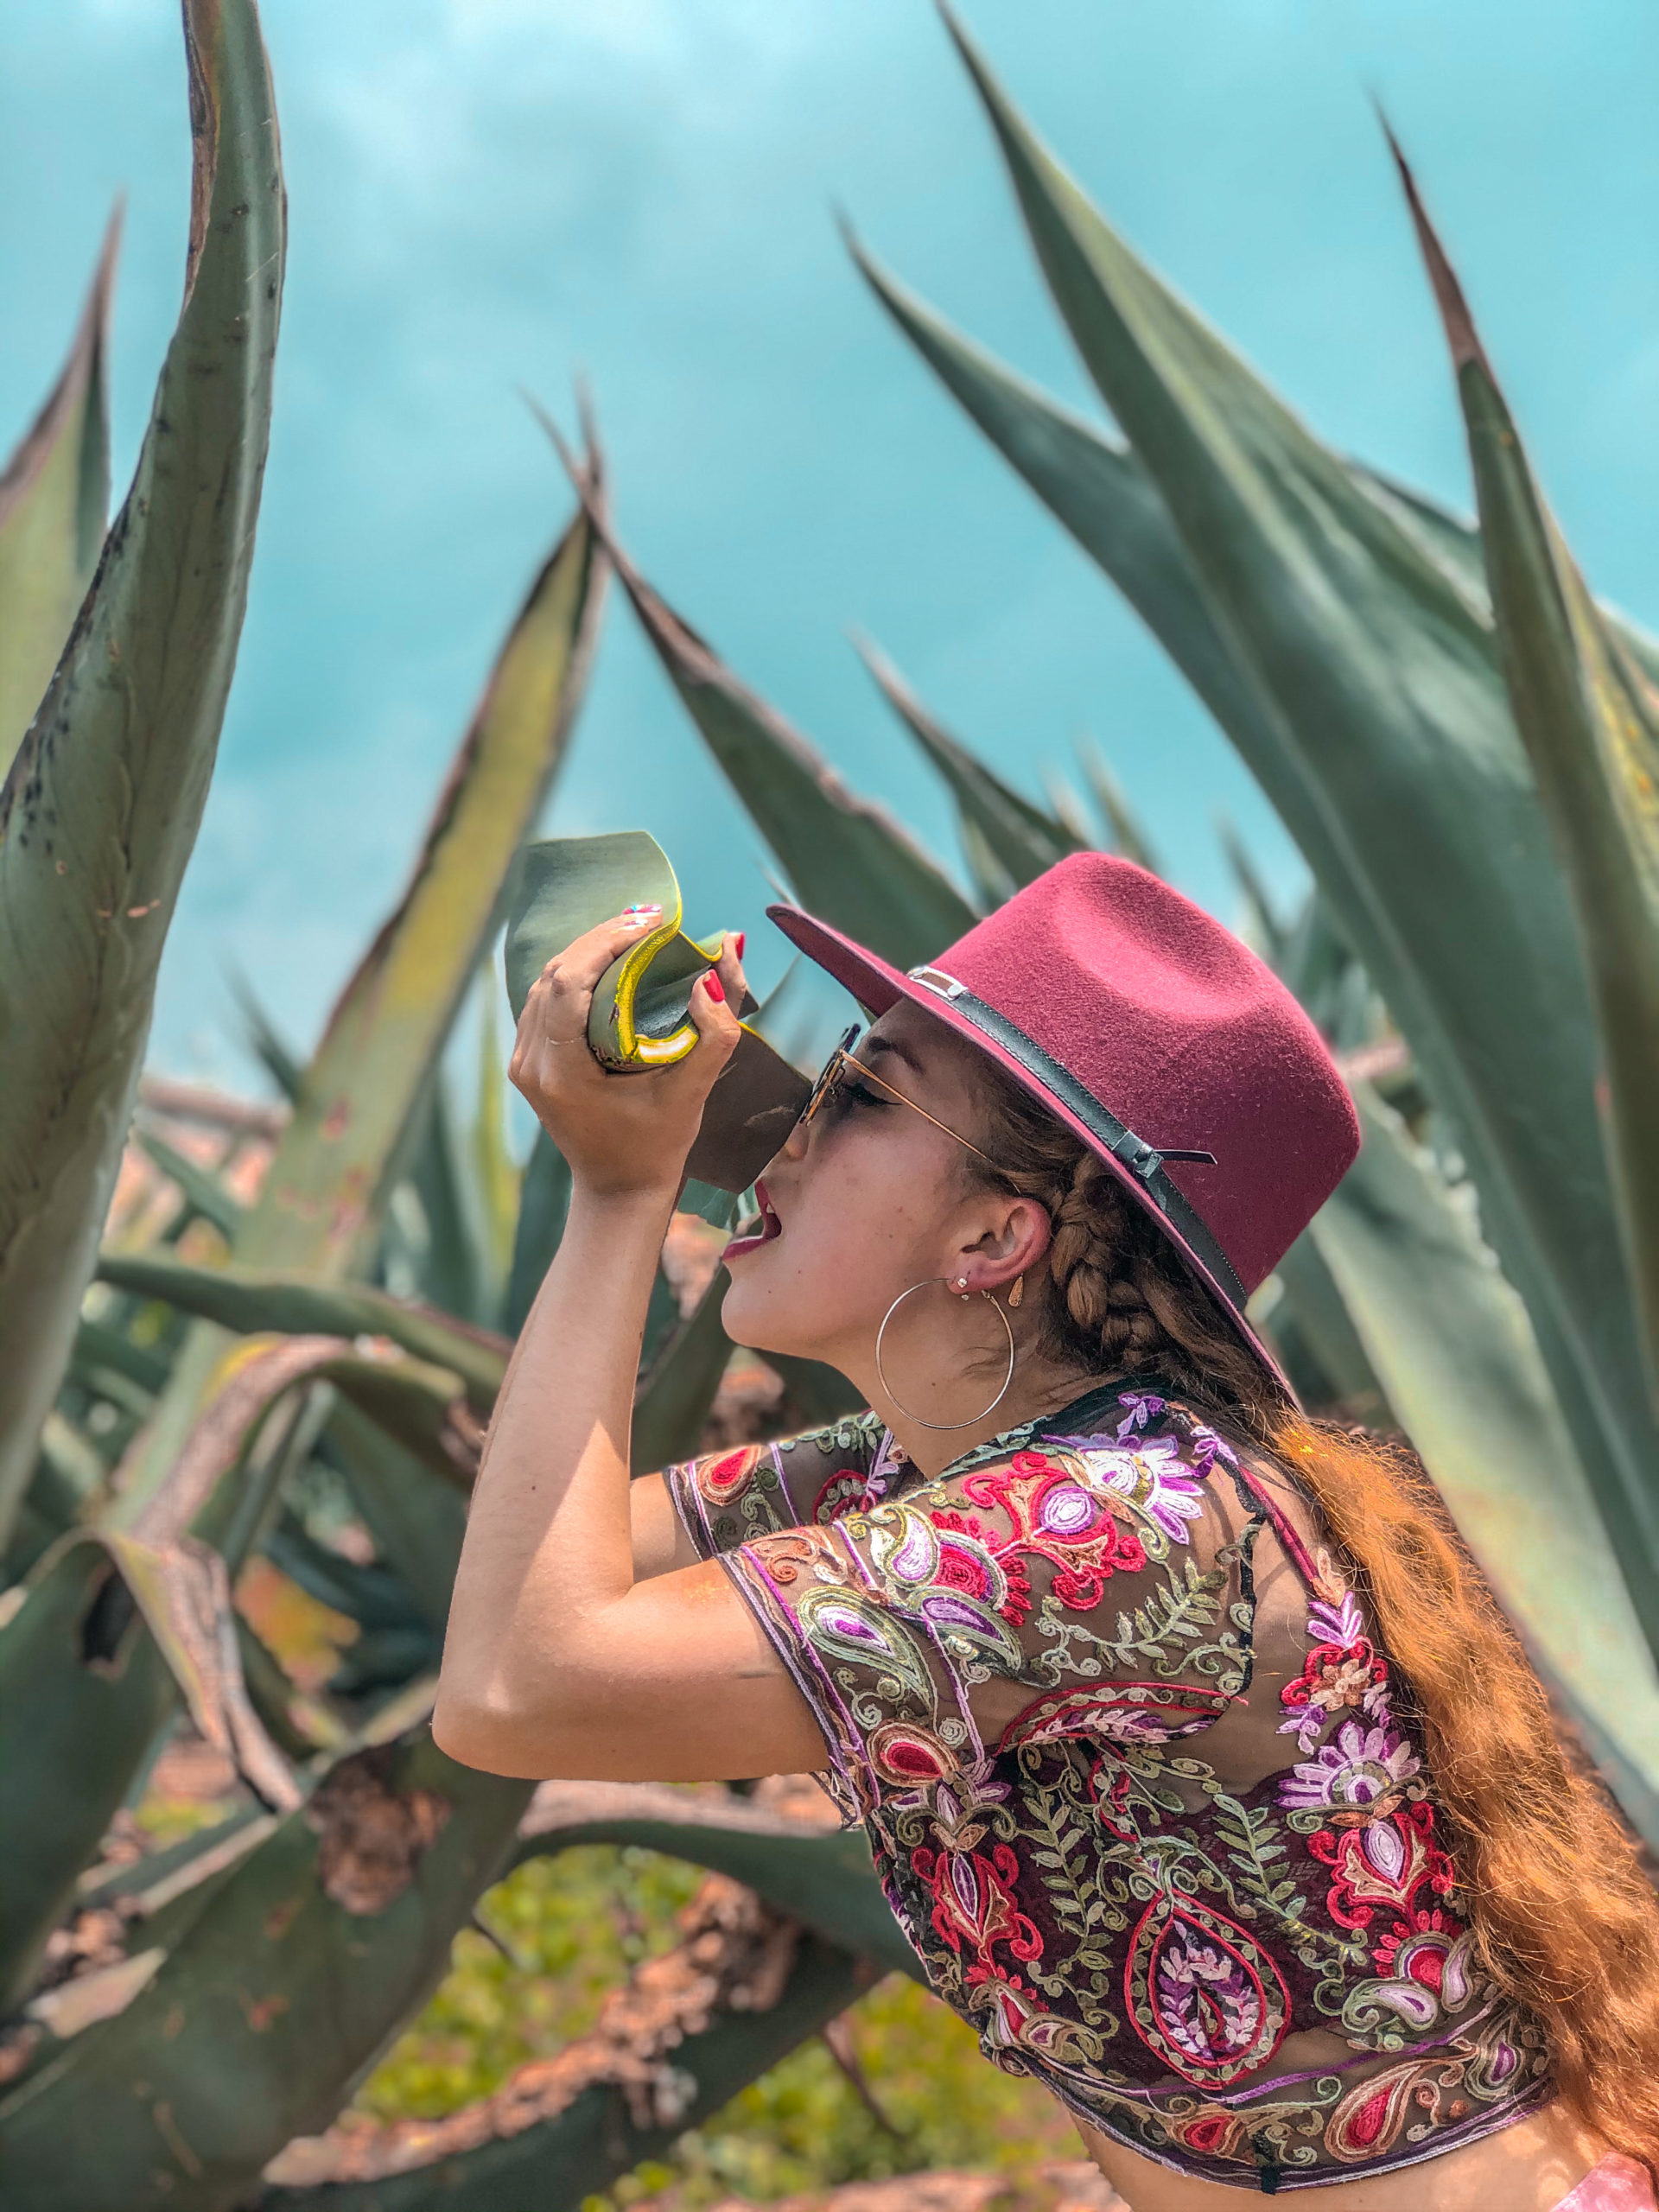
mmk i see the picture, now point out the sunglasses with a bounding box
[798,1023,994,1164]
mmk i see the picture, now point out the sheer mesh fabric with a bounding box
[664,1382,1550,2190]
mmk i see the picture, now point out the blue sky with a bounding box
[4,0,1657,1087]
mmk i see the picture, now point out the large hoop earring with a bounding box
[874,1280,1016,1432]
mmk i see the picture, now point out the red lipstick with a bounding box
[721,1177,783,1264]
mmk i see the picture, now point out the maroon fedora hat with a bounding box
[768,853,1359,1390]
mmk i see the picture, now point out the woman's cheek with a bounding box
[720,1189,892,1357]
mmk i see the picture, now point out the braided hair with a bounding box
[970,1059,1276,1440]
[969,1051,1659,2171]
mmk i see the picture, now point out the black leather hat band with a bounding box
[908,966,1248,1314]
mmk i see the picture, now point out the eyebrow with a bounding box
[862,1034,925,1076]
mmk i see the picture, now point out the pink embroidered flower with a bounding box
[1278,1589,1395,1751]
[1279,1720,1421,1821]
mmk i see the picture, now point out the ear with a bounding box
[950,1196,1052,1298]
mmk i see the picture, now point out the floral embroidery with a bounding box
[671,1384,1549,2189]
[1278,1591,1390,1754]
[1000,1678,1230,1752]
[1124,1891,1290,2087]
[1113,1389,1166,1438]
[1052,1431,1206,1547]
[813,1470,872,1523]
[1306,1802,1456,1948]
[1281,1719,1422,1822]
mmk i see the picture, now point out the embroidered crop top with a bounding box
[664,1380,1553,2194]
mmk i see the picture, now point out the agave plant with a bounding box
[4,3,1657,2208]
[522,6,1659,1848]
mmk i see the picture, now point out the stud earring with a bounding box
[1007,1274,1025,1310]
[955,1275,969,1301]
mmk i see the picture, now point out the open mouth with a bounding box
[721,1178,783,1264]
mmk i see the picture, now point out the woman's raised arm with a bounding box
[432,914,828,1784]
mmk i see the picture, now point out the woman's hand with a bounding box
[508,912,747,1200]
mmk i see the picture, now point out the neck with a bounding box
[875,1354,1116,1481]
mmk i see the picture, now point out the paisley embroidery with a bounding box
[672,1385,1549,2187]
[1307,1802,1456,1943]
[698,1442,764,1503]
[912,1838,1045,1974]
[796,1580,938,1707]
[1125,1891,1290,2087]
[812,1470,872,1523]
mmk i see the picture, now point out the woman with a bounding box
[435,855,1659,2208]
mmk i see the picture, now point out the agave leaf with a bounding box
[0,1500,303,2016]
[227,969,305,1105]
[320,1356,480,1506]
[7,437,604,1983]
[257,1938,872,2212]
[1308,1086,1659,1845]
[1350,461,1659,700]
[236,1615,347,1762]
[398,990,518,1333]
[321,1404,467,1633]
[855,633,1080,892]
[401,1077,490,1326]
[113,493,606,1529]
[1217,815,1288,964]
[0,0,285,1546]
[504,1128,571,1336]
[94,1253,508,1410]
[1075,734,1160,875]
[34,1409,110,1522]
[957,813,1014,906]
[0,1541,173,2013]
[850,239,1284,776]
[471,973,520,1319]
[245,498,604,1280]
[629,1267,734,1476]
[116,1332,467,1578]
[540,432,975,967]
[888,17,1659,1647]
[264,1508,431,1635]
[0,1330,466,2007]
[0,1734,534,2212]
[72,1313,171,1400]
[1262,1231,1393,1427]
[77,1799,276,1919]
[1395,151,1659,1405]
[507,1778,918,1979]
[135,1127,245,1243]
[0,205,119,779]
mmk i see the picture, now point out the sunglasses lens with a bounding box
[801,1024,861,1127]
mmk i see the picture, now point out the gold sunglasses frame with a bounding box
[798,1024,994,1165]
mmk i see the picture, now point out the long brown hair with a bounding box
[976,1064,1659,2164]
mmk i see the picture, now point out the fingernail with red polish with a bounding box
[734,932,746,960]
[703,972,726,1003]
